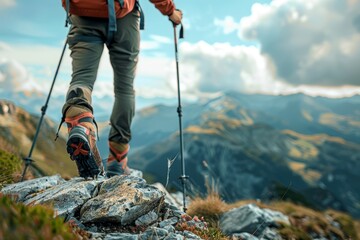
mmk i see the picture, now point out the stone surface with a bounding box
[164,233,184,240]
[128,168,143,179]
[152,183,184,210]
[24,177,103,218]
[232,233,259,240]
[163,225,176,233]
[220,204,289,237]
[258,227,283,240]
[159,217,179,228]
[80,175,165,225]
[90,232,106,240]
[1,174,206,240]
[180,230,202,239]
[139,227,169,240]
[104,233,139,240]
[0,175,65,202]
[135,210,158,226]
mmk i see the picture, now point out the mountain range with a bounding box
[127,92,360,218]
[1,91,359,218]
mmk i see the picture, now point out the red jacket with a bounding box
[62,0,175,19]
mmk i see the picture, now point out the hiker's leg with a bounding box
[62,16,106,116]
[106,9,140,176]
[107,10,140,144]
[61,16,106,177]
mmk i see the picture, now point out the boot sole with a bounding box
[66,126,100,179]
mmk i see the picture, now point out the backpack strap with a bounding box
[135,0,145,30]
[118,0,124,8]
[64,0,144,45]
[107,0,117,45]
[65,0,71,27]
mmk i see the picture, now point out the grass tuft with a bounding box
[187,192,229,225]
[0,195,90,239]
[0,148,22,189]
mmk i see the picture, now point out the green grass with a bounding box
[0,148,22,189]
[0,195,89,240]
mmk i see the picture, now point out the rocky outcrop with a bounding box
[1,174,65,202]
[80,176,164,225]
[0,174,206,240]
[220,204,289,240]
[0,100,16,116]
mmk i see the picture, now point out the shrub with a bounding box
[186,193,230,240]
[175,214,228,240]
[0,195,89,240]
[187,192,229,226]
[0,148,22,188]
[326,210,358,239]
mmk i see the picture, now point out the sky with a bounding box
[0,0,360,107]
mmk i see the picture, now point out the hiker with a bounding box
[59,0,183,179]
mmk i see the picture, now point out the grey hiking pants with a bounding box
[62,9,140,144]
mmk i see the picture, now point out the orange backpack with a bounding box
[62,0,144,31]
[61,0,137,19]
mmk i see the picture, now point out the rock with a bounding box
[232,233,259,240]
[135,211,158,226]
[128,168,143,179]
[0,100,16,116]
[139,227,169,240]
[80,175,165,225]
[0,175,65,202]
[164,233,184,240]
[1,174,204,240]
[180,230,202,239]
[104,233,138,240]
[258,227,283,240]
[23,177,103,218]
[152,183,183,210]
[262,209,289,226]
[98,175,146,194]
[170,191,191,210]
[163,225,176,233]
[162,203,185,219]
[159,217,179,228]
[68,217,86,230]
[90,232,106,240]
[220,204,289,237]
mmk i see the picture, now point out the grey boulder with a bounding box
[220,204,289,238]
[24,177,103,218]
[80,175,165,225]
[0,175,65,202]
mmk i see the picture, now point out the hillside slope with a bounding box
[129,94,360,218]
[0,100,77,178]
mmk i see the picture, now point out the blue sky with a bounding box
[1,0,360,106]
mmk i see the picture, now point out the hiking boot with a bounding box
[106,141,130,178]
[65,107,104,179]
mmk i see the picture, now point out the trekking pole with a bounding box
[172,22,188,212]
[21,38,68,181]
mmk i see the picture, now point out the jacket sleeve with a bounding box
[149,0,175,16]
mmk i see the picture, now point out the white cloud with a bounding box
[0,58,41,93]
[0,0,16,9]
[239,0,360,86]
[214,16,240,34]
[181,17,191,30]
[140,35,172,50]
[150,35,172,44]
[0,41,71,68]
[214,0,360,87]
[140,41,160,50]
[178,41,285,95]
[174,41,360,98]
